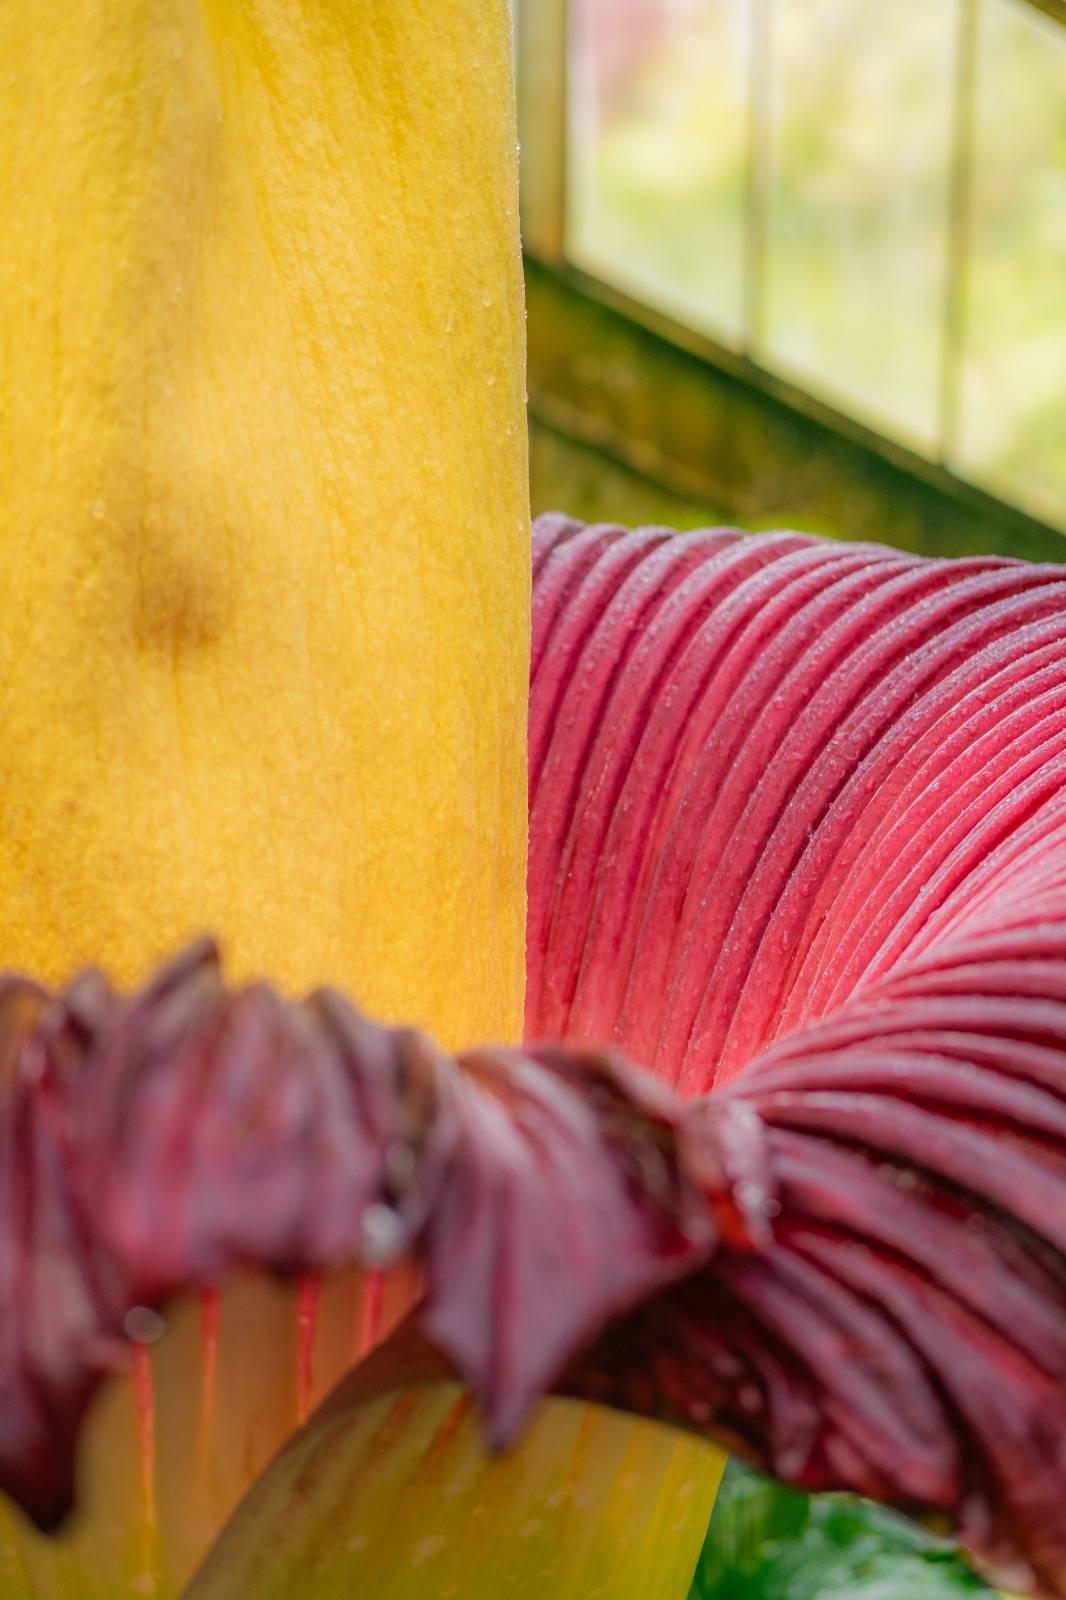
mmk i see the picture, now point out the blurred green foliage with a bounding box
[690,1462,996,1600]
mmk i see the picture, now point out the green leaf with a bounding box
[691,1462,996,1600]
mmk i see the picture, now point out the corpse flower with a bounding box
[1,5,1064,1600]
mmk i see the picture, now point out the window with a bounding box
[518,0,1066,533]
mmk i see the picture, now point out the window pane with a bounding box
[955,0,1066,530]
[761,0,957,452]
[567,0,750,343]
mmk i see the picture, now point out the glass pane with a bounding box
[955,0,1066,530]
[761,0,957,452]
[567,0,750,344]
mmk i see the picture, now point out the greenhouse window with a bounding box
[516,0,1066,535]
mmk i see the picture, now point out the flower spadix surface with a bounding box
[0,0,528,1041]
[0,1,549,1593]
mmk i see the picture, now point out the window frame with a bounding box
[516,0,1066,542]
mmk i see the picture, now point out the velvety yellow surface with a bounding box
[0,0,529,1047]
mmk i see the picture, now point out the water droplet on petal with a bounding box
[125,1306,166,1345]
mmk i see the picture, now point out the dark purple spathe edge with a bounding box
[1,941,1064,1598]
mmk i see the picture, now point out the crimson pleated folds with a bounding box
[2,518,1065,1597]
[530,515,1066,1596]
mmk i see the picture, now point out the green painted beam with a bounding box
[526,253,1066,564]
[530,417,722,530]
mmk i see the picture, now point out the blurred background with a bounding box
[513,3,1065,1593]
[516,0,1066,561]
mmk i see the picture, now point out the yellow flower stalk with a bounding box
[0,0,527,1043]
